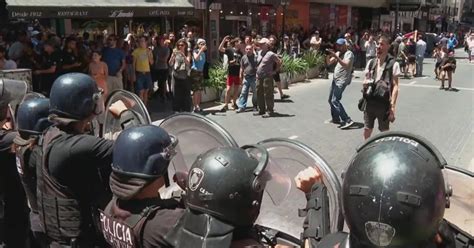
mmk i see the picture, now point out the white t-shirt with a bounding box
[466,37,474,50]
[365,41,376,57]
[364,57,401,82]
[0,59,17,70]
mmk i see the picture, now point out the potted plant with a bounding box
[302,51,325,79]
[280,54,309,87]
[202,61,227,103]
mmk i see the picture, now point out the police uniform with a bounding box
[101,198,184,248]
[39,50,60,96]
[0,129,30,248]
[97,125,185,248]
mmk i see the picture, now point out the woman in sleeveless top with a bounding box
[88,50,109,97]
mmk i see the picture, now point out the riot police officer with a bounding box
[13,95,53,247]
[100,125,183,248]
[296,131,454,247]
[37,72,136,247]
[164,145,271,247]
[0,79,30,247]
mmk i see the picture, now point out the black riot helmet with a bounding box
[49,73,104,124]
[342,131,451,247]
[186,145,269,227]
[15,95,52,142]
[109,125,178,200]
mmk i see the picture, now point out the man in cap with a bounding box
[254,38,281,118]
[326,38,355,129]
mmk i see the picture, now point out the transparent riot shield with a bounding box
[1,79,28,129]
[254,138,344,240]
[158,113,238,186]
[443,166,474,242]
[101,90,151,139]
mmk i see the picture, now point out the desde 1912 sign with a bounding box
[8,7,194,18]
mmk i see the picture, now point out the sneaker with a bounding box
[220,105,228,112]
[236,108,245,113]
[253,112,265,116]
[281,94,290,100]
[340,120,355,129]
[262,112,277,118]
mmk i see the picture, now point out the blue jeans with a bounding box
[328,80,351,124]
[237,75,257,109]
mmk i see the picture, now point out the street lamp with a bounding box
[281,0,290,41]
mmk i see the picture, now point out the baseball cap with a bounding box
[197,38,206,45]
[336,38,346,45]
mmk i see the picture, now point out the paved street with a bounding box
[153,51,474,175]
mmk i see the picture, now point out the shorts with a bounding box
[190,70,204,91]
[135,72,152,92]
[226,75,240,86]
[364,102,390,131]
[273,73,281,82]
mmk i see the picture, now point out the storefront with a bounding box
[5,0,196,36]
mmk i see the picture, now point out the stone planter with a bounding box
[290,73,306,84]
[280,73,289,89]
[306,67,320,79]
[201,87,219,103]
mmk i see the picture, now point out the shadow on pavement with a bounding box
[262,112,296,118]
[342,122,364,130]
[274,99,294,103]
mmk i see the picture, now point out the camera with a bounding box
[365,83,374,96]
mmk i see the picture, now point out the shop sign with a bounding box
[108,10,134,18]
[57,10,89,17]
[10,11,43,18]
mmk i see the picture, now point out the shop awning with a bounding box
[6,0,195,19]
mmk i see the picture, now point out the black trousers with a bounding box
[172,76,192,112]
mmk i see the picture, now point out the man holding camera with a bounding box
[362,35,401,140]
[326,38,355,129]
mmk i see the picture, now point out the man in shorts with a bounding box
[133,36,154,106]
[363,35,401,140]
[219,36,242,111]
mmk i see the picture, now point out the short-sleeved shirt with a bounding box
[467,38,474,50]
[153,46,170,70]
[191,50,206,72]
[416,40,427,57]
[40,51,61,84]
[397,42,406,60]
[333,50,354,86]
[132,48,151,73]
[365,41,376,57]
[0,59,17,70]
[364,57,401,82]
[256,50,279,79]
[60,50,81,74]
[241,54,257,77]
[225,47,241,76]
[447,38,457,49]
[102,47,125,76]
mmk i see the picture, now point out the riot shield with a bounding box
[254,138,344,240]
[101,90,151,139]
[1,79,28,129]
[443,166,474,242]
[158,113,238,185]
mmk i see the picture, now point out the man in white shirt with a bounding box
[415,35,427,77]
[365,34,377,63]
[363,35,401,139]
[0,46,17,70]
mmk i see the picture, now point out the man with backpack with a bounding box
[362,35,401,139]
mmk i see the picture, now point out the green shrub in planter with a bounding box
[281,54,309,80]
[203,61,227,91]
[302,51,325,69]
